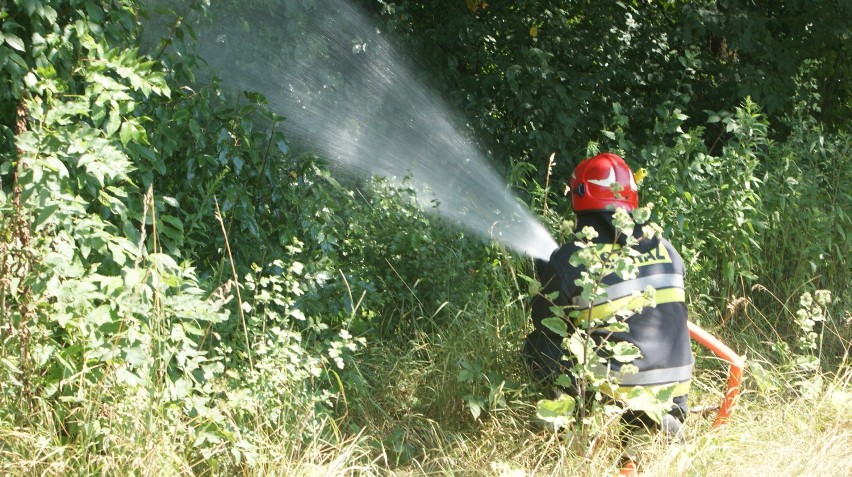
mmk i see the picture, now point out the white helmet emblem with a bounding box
[587,167,616,187]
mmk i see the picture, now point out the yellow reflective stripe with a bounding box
[574,274,685,308]
[577,287,685,321]
[632,242,672,267]
[580,242,674,283]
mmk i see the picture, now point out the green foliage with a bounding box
[600,96,768,309]
[680,0,852,131]
[759,106,851,312]
[1,2,508,472]
[0,4,243,467]
[0,0,849,474]
[791,290,833,369]
[379,0,697,171]
[378,0,850,177]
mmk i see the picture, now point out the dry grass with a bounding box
[1,376,849,477]
[1,305,849,477]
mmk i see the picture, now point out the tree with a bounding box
[375,0,850,178]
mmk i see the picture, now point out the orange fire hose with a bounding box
[686,321,745,428]
[619,321,744,475]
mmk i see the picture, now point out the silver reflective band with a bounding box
[590,362,694,386]
[616,363,694,386]
[572,273,685,308]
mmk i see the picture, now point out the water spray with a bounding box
[155,0,558,260]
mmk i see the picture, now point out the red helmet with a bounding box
[570,153,639,212]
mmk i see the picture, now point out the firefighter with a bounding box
[523,152,693,435]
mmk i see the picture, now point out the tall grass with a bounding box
[1,254,850,476]
[334,283,851,477]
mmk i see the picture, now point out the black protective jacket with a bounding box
[524,212,693,394]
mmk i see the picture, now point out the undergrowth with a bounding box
[1,2,850,476]
[2,282,847,476]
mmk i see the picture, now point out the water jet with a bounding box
[149,0,558,260]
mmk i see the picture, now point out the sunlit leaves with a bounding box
[608,341,642,363]
[4,32,25,51]
[616,384,677,424]
[541,317,567,337]
[536,394,576,428]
